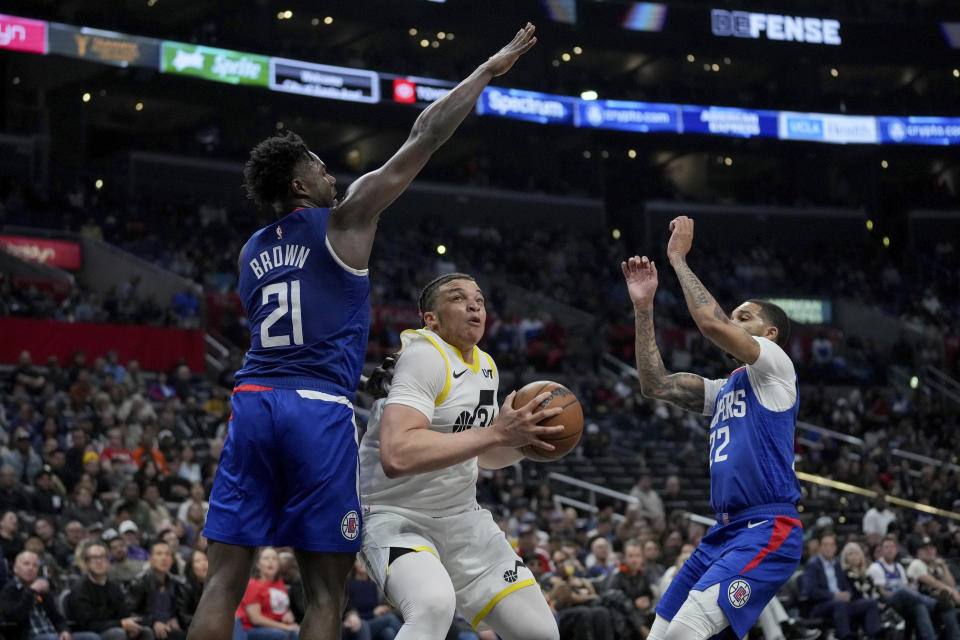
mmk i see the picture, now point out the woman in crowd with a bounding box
[237,547,299,640]
[183,548,209,623]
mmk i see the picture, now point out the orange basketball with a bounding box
[513,380,583,462]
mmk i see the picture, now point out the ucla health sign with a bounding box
[778,112,877,144]
[161,42,269,87]
[878,117,960,146]
[476,88,575,126]
[575,100,678,133]
[711,9,841,45]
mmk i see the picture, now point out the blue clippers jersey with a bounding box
[708,365,801,515]
[234,207,370,398]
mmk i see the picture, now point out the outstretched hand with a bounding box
[621,255,658,308]
[485,23,538,77]
[667,215,694,262]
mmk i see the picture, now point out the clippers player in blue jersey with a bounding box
[187,24,539,640]
[621,216,802,640]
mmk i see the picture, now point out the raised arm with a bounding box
[666,216,761,365]
[621,256,706,413]
[327,23,538,269]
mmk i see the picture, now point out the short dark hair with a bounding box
[746,299,790,347]
[417,272,477,315]
[243,131,311,210]
[818,530,836,543]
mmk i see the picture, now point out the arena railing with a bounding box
[923,364,960,406]
[549,472,726,528]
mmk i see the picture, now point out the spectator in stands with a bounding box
[802,532,883,639]
[172,445,201,485]
[584,536,616,579]
[862,494,897,548]
[603,539,655,632]
[33,516,71,570]
[60,521,86,570]
[127,541,189,640]
[157,525,187,577]
[62,485,104,528]
[545,568,614,640]
[143,484,172,532]
[0,550,100,640]
[113,484,153,536]
[840,542,894,629]
[655,549,692,599]
[6,427,43,484]
[22,535,64,590]
[516,523,552,575]
[13,351,46,394]
[68,540,148,640]
[131,428,168,475]
[0,509,24,565]
[100,428,135,473]
[661,474,685,514]
[277,550,304,623]
[345,557,401,640]
[175,482,208,524]
[0,466,31,514]
[118,520,149,561]
[106,531,145,585]
[629,472,665,533]
[237,547,299,640]
[867,535,937,640]
[30,467,63,517]
[641,540,665,585]
[907,536,960,638]
[183,547,209,623]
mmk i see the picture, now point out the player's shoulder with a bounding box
[748,336,795,372]
[399,329,449,364]
[477,347,499,378]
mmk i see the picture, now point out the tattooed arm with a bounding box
[666,216,761,365]
[622,256,706,413]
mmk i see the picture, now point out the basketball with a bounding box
[513,380,584,462]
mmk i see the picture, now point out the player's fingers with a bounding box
[530,407,564,422]
[533,424,565,435]
[524,391,553,410]
[651,261,658,276]
[528,439,556,451]
[500,390,517,410]
[620,261,629,277]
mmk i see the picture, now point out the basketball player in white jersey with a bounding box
[359,272,561,640]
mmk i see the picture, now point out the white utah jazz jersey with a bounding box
[359,328,499,516]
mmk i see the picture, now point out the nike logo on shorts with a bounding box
[747,520,769,528]
[452,370,467,378]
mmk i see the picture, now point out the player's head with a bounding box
[730,300,790,347]
[418,273,485,349]
[243,131,337,215]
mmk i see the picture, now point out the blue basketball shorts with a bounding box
[655,504,803,639]
[204,385,361,552]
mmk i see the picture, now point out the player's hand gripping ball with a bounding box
[514,381,583,462]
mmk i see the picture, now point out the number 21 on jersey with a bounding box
[261,280,303,347]
[709,426,729,467]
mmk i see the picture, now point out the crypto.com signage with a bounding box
[711,9,841,45]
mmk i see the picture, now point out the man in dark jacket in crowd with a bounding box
[0,550,100,640]
[68,541,150,640]
[127,541,189,640]
[802,532,882,640]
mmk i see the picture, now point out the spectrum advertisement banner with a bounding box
[476,87,575,126]
[271,58,380,103]
[49,22,159,68]
[681,106,778,138]
[161,42,269,87]
[878,116,960,146]
[0,14,47,54]
[777,111,878,144]
[575,100,679,133]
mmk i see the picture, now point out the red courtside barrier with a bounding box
[3,317,204,371]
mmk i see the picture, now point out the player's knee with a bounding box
[403,582,456,627]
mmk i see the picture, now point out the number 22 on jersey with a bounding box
[261,280,303,347]
[709,425,729,467]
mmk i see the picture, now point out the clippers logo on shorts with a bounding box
[728,580,751,608]
[341,510,359,540]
